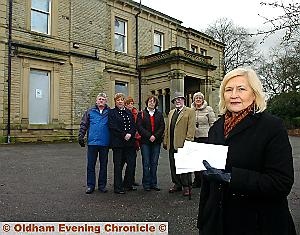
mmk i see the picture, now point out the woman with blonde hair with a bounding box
[108,93,137,194]
[197,67,296,235]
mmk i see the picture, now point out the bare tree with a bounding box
[205,18,262,74]
[258,42,300,97]
[258,1,300,42]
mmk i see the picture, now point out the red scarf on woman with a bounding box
[224,103,254,138]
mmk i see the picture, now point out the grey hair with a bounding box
[97,92,107,99]
[219,67,267,114]
[193,91,204,101]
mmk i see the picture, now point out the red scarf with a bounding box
[224,103,254,138]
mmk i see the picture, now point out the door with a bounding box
[29,69,50,124]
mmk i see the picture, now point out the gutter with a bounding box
[7,0,13,143]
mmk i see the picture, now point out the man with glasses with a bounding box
[163,91,195,197]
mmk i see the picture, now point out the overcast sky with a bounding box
[134,0,289,53]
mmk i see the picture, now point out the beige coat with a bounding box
[191,100,216,138]
[163,106,196,150]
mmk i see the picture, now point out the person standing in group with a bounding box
[78,92,110,194]
[125,96,140,186]
[137,95,165,192]
[108,93,137,194]
[197,67,296,235]
[163,91,195,196]
[191,92,216,188]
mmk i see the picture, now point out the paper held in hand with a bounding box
[174,141,228,174]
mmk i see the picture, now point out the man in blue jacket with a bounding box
[78,92,110,194]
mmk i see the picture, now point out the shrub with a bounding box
[267,91,300,129]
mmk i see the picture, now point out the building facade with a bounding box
[0,0,224,143]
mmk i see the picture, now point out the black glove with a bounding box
[78,136,85,147]
[203,160,231,183]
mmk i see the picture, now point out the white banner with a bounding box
[0,222,168,235]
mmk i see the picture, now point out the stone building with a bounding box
[0,0,224,142]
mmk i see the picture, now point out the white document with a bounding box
[174,141,228,174]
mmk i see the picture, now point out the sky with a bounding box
[134,0,289,53]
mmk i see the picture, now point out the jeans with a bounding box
[141,143,161,189]
[87,145,109,190]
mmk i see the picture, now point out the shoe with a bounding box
[183,187,191,196]
[85,187,94,194]
[125,186,137,191]
[151,186,161,191]
[144,188,151,191]
[168,185,182,193]
[98,188,108,193]
[133,182,140,186]
[114,190,125,194]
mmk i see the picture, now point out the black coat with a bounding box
[108,107,136,148]
[197,111,296,235]
[136,109,165,145]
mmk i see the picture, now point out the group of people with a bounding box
[78,88,214,196]
[78,93,165,194]
[78,66,296,234]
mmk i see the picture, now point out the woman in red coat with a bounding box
[197,67,296,235]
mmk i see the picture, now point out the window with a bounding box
[200,48,207,56]
[154,31,163,53]
[31,0,51,34]
[115,81,128,96]
[191,45,198,53]
[114,18,127,53]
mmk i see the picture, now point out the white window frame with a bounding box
[154,31,163,53]
[31,0,51,34]
[114,18,127,53]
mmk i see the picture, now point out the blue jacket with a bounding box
[78,105,110,146]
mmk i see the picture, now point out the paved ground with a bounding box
[0,136,299,235]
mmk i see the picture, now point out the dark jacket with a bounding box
[78,105,110,146]
[198,111,296,235]
[108,107,136,148]
[136,108,165,145]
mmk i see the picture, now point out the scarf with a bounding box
[224,103,254,138]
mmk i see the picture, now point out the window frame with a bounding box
[31,0,51,35]
[153,31,164,53]
[114,17,128,53]
[115,81,129,96]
